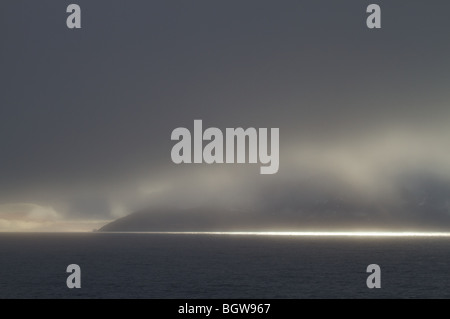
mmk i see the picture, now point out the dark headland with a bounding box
[99,186,450,233]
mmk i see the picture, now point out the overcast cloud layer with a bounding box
[1,1,450,231]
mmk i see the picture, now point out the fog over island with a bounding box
[1,1,450,232]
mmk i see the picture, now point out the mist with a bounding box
[1,1,450,231]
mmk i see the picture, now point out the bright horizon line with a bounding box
[97,231,450,237]
[2,231,450,237]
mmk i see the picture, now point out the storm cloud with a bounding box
[1,1,450,230]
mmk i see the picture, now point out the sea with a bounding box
[0,232,449,299]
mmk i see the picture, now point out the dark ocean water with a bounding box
[0,233,449,299]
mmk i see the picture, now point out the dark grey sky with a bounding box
[1,1,450,231]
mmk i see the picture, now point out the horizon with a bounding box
[4,230,450,237]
